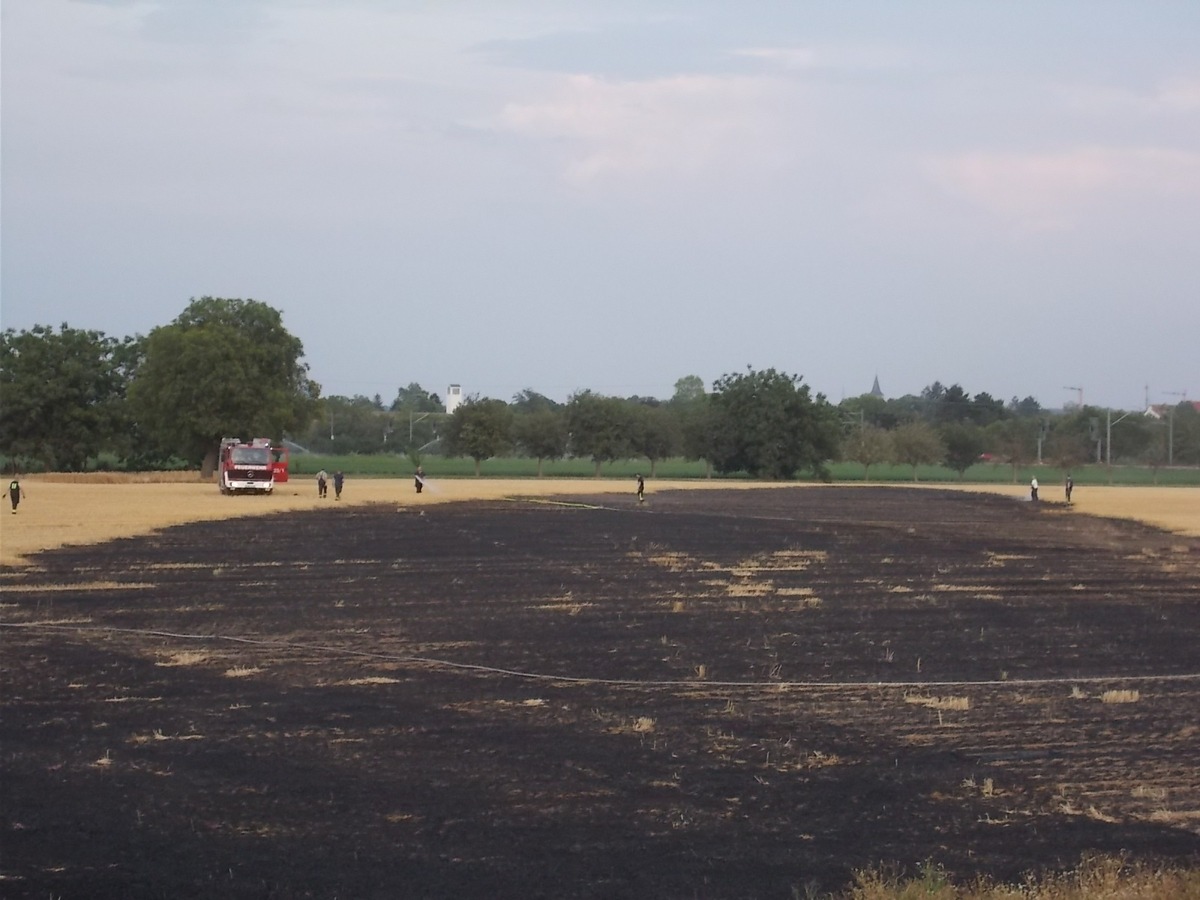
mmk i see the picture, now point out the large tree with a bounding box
[512,407,568,477]
[567,391,634,477]
[708,367,838,479]
[987,417,1039,482]
[510,388,561,414]
[628,402,680,477]
[127,298,319,476]
[0,324,139,471]
[1169,402,1200,466]
[670,374,706,405]
[390,382,443,413]
[842,424,893,482]
[890,422,945,481]
[940,422,985,480]
[441,397,512,475]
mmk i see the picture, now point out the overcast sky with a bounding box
[3,1,1197,410]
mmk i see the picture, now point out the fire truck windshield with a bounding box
[230,447,271,465]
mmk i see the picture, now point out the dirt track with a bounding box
[2,485,1198,898]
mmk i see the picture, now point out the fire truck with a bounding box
[218,437,288,494]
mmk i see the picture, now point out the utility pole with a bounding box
[1163,391,1186,465]
[1106,408,1133,471]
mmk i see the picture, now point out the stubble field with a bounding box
[1,478,1198,898]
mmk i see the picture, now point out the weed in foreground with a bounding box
[842,855,1200,899]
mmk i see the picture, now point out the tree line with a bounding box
[3,298,1198,476]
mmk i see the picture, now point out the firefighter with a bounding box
[333,470,344,500]
[9,477,25,514]
[316,469,328,498]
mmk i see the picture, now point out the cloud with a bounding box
[926,146,1200,230]
[1060,75,1200,115]
[731,43,910,74]
[496,73,794,188]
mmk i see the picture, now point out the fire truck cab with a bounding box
[218,437,277,495]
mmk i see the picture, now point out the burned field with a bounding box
[2,486,1199,898]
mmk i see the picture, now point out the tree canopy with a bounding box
[708,368,838,479]
[441,397,513,475]
[567,391,635,477]
[0,324,139,471]
[127,297,319,475]
[513,408,568,476]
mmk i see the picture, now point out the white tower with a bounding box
[445,384,463,414]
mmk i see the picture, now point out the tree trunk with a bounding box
[593,459,602,478]
[201,447,217,480]
[474,458,482,476]
[537,458,544,478]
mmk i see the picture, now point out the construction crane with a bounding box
[1063,386,1083,407]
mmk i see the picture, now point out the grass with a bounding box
[838,856,1200,899]
[1101,689,1141,704]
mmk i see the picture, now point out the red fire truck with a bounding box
[218,437,286,494]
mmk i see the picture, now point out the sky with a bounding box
[2,0,1197,411]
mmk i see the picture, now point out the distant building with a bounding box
[445,384,463,415]
[1146,400,1199,419]
[869,375,884,399]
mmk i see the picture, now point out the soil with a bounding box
[2,486,1198,899]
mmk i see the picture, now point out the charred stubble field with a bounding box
[2,486,1199,899]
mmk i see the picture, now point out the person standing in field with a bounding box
[8,477,25,514]
[636,474,645,504]
[316,469,328,498]
[415,466,424,494]
[333,470,344,500]
[1065,474,1074,503]
[1030,477,1039,502]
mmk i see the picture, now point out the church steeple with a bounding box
[869,374,883,398]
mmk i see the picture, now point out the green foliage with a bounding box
[986,417,1039,482]
[127,298,319,472]
[1045,423,1091,471]
[839,393,895,429]
[1170,402,1200,465]
[390,382,443,413]
[510,388,561,413]
[441,397,513,474]
[842,425,894,481]
[0,324,140,471]
[567,391,636,476]
[940,422,985,478]
[890,422,945,480]
[670,374,706,404]
[305,395,408,455]
[629,403,681,476]
[512,407,568,476]
[709,367,839,479]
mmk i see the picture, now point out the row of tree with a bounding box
[432,369,840,479]
[1,299,318,475]
[421,384,1200,480]
[3,299,1198,475]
